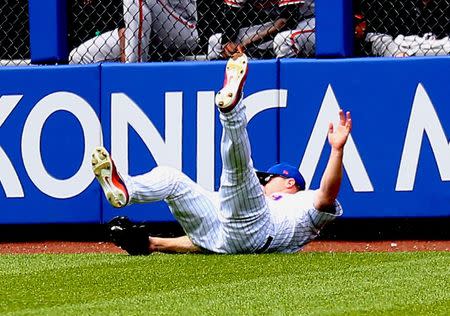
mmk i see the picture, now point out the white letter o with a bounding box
[22,92,102,198]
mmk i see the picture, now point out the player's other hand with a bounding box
[222,42,245,59]
[328,110,352,150]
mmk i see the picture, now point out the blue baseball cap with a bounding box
[256,162,306,190]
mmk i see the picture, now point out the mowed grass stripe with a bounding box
[1,252,449,315]
[0,254,123,276]
[1,251,444,276]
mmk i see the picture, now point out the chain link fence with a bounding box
[0,0,30,66]
[1,1,449,66]
[69,0,125,63]
[356,0,450,57]
[69,0,316,63]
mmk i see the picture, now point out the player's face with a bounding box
[263,176,290,195]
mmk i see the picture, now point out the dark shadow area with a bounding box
[319,217,450,240]
[1,217,449,242]
[0,222,185,242]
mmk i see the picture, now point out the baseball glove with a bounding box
[107,216,151,255]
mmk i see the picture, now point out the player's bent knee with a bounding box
[68,49,82,64]
[273,32,292,58]
[151,165,183,179]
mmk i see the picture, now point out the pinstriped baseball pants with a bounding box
[123,100,272,253]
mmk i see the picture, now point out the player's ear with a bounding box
[286,178,296,189]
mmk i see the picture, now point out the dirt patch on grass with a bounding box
[302,240,450,252]
[0,241,124,254]
[0,240,449,254]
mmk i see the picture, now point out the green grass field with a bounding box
[1,252,449,315]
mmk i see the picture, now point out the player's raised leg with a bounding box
[216,54,272,252]
[91,146,225,252]
[92,147,129,208]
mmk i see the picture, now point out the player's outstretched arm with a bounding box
[238,3,299,48]
[314,110,352,211]
[149,236,202,254]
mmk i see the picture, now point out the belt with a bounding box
[255,236,273,254]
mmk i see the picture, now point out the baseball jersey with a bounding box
[266,190,342,253]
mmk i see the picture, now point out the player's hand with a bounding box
[328,110,352,150]
[273,18,287,31]
[221,42,245,59]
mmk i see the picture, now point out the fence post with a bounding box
[316,0,353,57]
[29,0,68,64]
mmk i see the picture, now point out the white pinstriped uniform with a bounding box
[123,0,199,62]
[123,99,342,253]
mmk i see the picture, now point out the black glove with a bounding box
[107,216,151,256]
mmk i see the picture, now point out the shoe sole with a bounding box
[215,53,248,111]
[92,147,127,208]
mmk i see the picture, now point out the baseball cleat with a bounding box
[92,146,129,208]
[215,53,248,112]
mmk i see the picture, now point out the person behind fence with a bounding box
[122,0,200,62]
[91,53,351,255]
[363,0,450,57]
[69,28,126,64]
[69,0,126,64]
[208,0,315,60]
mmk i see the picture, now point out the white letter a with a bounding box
[299,85,373,192]
[396,83,450,191]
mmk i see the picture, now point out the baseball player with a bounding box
[92,53,350,255]
[207,0,315,59]
[122,0,199,62]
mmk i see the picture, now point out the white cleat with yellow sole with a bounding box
[92,147,129,208]
[215,53,248,112]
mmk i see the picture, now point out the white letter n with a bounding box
[111,93,182,175]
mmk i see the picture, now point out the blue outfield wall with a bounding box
[0,65,102,223]
[0,57,449,223]
[280,57,450,217]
